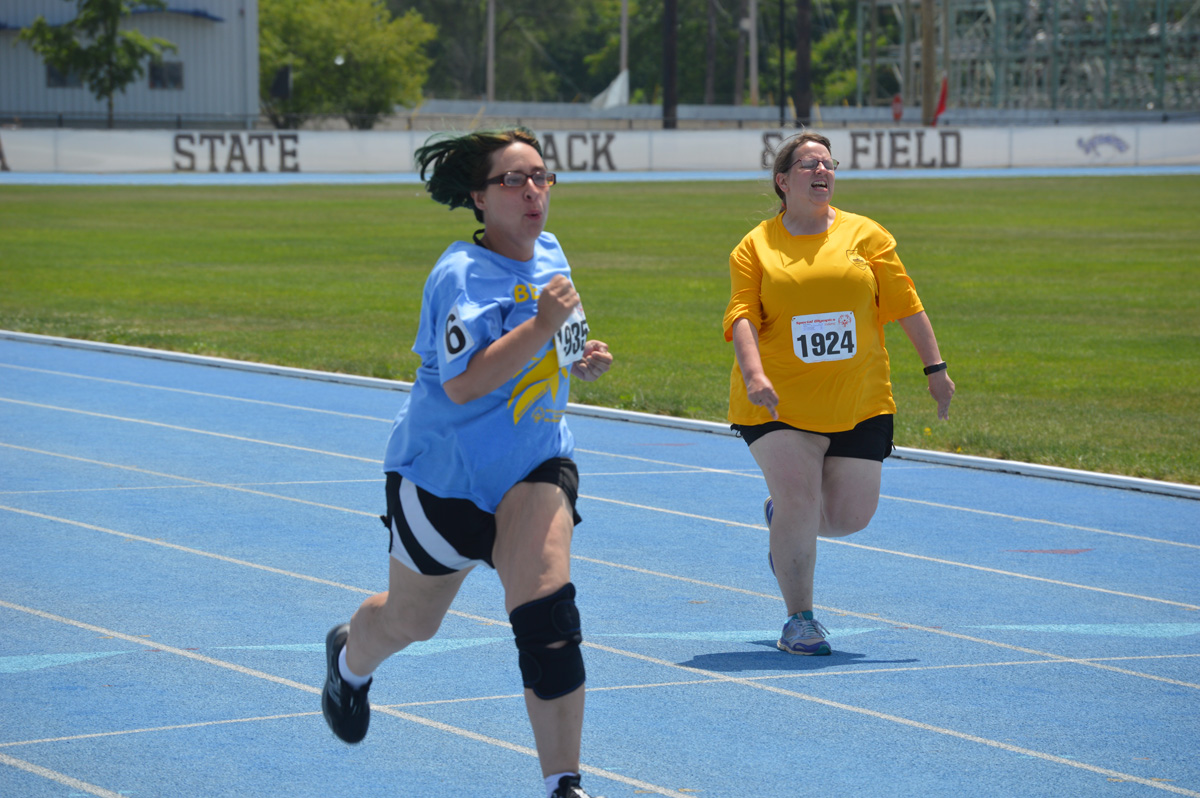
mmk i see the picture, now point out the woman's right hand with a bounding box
[535,274,579,335]
[745,372,780,420]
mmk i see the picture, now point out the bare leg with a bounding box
[493,480,583,779]
[820,455,882,537]
[750,429,828,615]
[343,556,472,678]
[750,431,882,614]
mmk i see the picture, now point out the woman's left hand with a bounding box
[928,370,956,420]
[570,340,613,381]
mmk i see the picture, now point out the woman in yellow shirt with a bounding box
[724,132,955,655]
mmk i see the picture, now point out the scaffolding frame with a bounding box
[857,0,1200,112]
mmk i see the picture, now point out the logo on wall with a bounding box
[1077,134,1129,157]
[762,130,963,171]
[173,132,301,172]
[538,133,617,172]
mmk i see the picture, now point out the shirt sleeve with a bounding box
[865,222,923,325]
[415,258,503,384]
[723,230,765,342]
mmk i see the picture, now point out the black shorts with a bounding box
[731,414,894,462]
[381,458,582,576]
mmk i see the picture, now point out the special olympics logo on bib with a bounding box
[838,313,852,328]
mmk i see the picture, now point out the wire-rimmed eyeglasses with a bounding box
[788,158,839,172]
[483,171,557,188]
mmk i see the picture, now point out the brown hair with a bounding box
[772,131,833,210]
[414,127,543,223]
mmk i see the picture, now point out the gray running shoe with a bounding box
[777,613,832,656]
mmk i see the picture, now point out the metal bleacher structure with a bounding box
[857,0,1200,119]
[2,0,1197,131]
[394,0,1200,133]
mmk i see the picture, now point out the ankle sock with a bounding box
[800,610,814,621]
[545,771,579,798]
[338,646,372,688]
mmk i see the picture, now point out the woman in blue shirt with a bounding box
[321,127,612,798]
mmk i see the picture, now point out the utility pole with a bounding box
[620,0,628,74]
[778,0,786,126]
[794,0,812,126]
[921,0,936,124]
[749,0,759,105]
[486,0,495,103]
[663,0,678,128]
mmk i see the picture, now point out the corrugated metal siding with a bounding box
[0,1,258,124]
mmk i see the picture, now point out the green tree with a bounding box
[18,0,177,128]
[384,0,881,110]
[387,0,601,102]
[260,0,436,129]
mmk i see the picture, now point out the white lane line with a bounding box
[580,640,1200,798]
[3,448,1197,650]
[573,555,1200,691]
[5,502,1199,693]
[876,495,1200,551]
[0,398,377,463]
[578,495,1200,611]
[0,752,129,798]
[3,513,1198,793]
[830,538,1200,610]
[0,444,378,517]
[4,393,1194,551]
[0,600,693,798]
[0,714,319,749]
[576,449,1200,550]
[0,363,391,422]
[9,492,1194,692]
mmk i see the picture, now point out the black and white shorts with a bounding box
[381,458,582,576]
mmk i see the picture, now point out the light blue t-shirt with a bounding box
[383,232,578,513]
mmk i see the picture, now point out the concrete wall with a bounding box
[1,124,1197,174]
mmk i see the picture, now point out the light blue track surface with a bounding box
[1,334,1198,798]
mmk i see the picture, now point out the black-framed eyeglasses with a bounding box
[788,158,839,172]
[483,171,557,188]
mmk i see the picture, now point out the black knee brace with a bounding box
[509,582,585,700]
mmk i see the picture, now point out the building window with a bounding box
[47,64,83,88]
[149,61,184,90]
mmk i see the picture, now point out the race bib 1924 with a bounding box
[791,311,857,363]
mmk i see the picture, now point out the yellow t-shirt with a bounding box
[723,209,924,432]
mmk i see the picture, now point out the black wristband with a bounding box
[923,361,948,376]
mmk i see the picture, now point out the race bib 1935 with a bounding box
[791,311,857,363]
[554,305,589,368]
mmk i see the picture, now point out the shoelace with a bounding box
[791,617,829,640]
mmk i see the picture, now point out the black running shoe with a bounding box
[321,623,371,744]
[550,774,604,798]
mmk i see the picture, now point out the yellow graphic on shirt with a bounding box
[846,250,870,270]
[508,349,569,424]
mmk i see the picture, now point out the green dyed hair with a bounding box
[414,127,544,223]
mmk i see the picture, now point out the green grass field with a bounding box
[2,176,1198,484]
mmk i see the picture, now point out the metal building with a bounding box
[0,0,259,128]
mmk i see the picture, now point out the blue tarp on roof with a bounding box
[1,6,225,29]
[133,7,225,23]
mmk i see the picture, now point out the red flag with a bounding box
[932,76,948,126]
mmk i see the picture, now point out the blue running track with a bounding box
[1,331,1198,798]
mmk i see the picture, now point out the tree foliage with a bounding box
[18,0,177,128]
[260,0,436,129]
[385,0,879,109]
